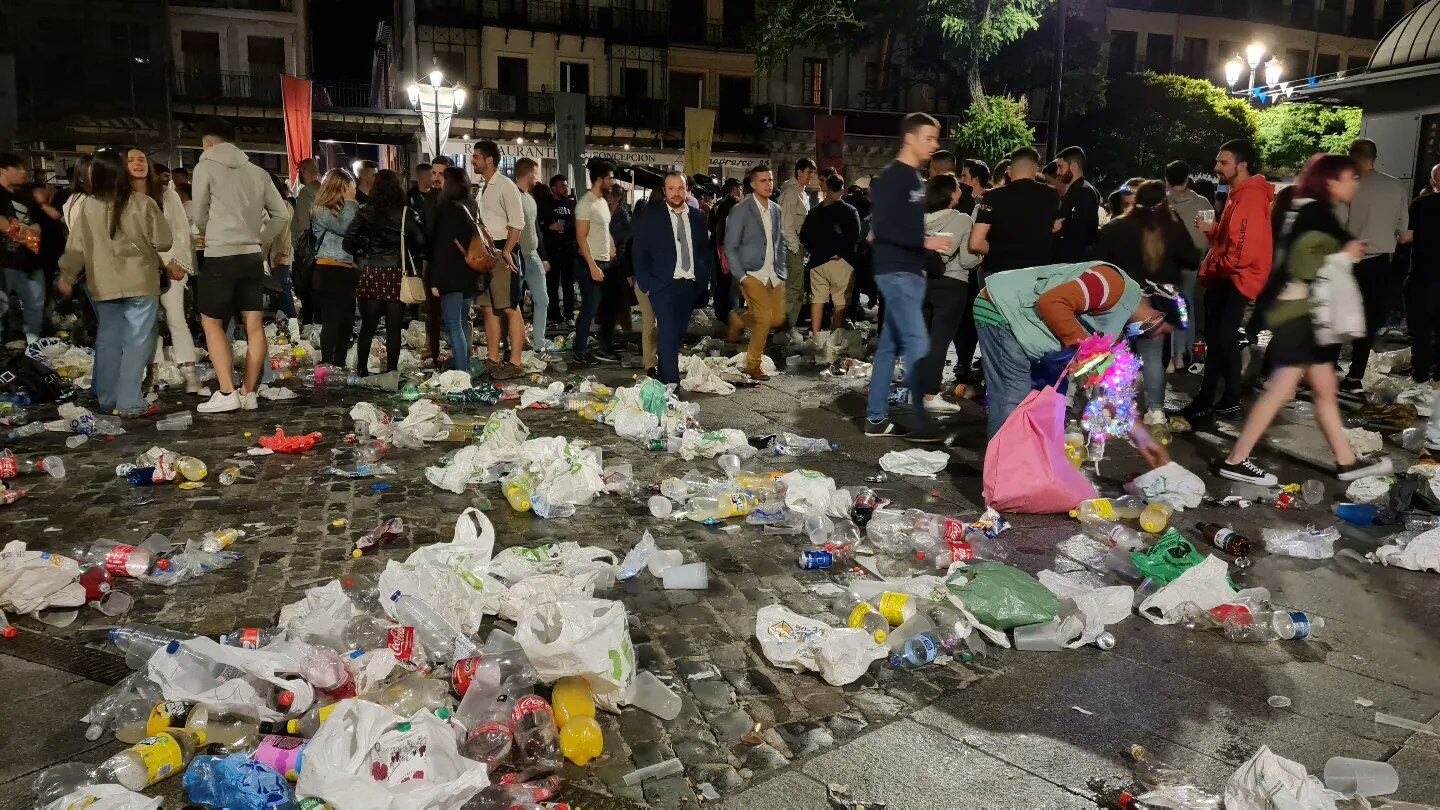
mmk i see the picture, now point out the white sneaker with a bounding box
[239,391,259,411]
[924,395,961,414]
[1144,409,1167,427]
[197,391,240,413]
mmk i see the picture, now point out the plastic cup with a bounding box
[1323,757,1399,797]
[648,495,674,518]
[1301,479,1325,505]
[1198,209,1216,225]
[1012,616,1083,651]
[628,670,682,720]
[662,562,708,590]
[647,549,683,577]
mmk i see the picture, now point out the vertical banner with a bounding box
[554,92,587,191]
[814,114,846,179]
[280,76,313,184]
[684,107,716,179]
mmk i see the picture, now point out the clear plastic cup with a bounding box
[1012,616,1083,651]
[628,670,682,720]
[662,563,708,590]
[1323,757,1399,797]
[648,495,674,518]
[1301,479,1325,505]
[647,549,683,577]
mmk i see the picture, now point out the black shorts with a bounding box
[1265,316,1341,370]
[197,253,266,319]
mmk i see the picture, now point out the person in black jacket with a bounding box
[799,174,860,333]
[426,167,480,376]
[343,169,426,376]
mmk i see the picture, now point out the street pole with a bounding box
[1045,0,1065,158]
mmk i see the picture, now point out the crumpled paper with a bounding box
[1224,746,1338,810]
[0,541,84,615]
[754,604,887,686]
[1124,461,1207,510]
[1036,569,1133,648]
[879,448,949,478]
[1370,527,1440,573]
[1344,427,1384,456]
[1138,555,1235,624]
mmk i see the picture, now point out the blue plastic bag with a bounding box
[183,754,296,810]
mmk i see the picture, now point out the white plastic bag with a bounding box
[1371,527,1440,573]
[879,448,949,478]
[296,700,489,809]
[147,637,315,721]
[1124,461,1207,510]
[0,541,84,615]
[611,407,660,439]
[678,428,751,460]
[398,399,453,442]
[754,604,887,686]
[42,784,161,810]
[778,469,850,519]
[497,571,605,623]
[1138,555,1235,624]
[420,369,475,394]
[679,355,737,395]
[277,579,362,645]
[519,381,565,409]
[487,542,616,587]
[515,597,635,703]
[1224,746,1337,810]
[1036,570,1133,648]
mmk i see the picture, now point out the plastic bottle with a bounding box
[162,640,244,682]
[463,701,515,774]
[218,467,241,486]
[389,590,479,663]
[99,728,205,791]
[109,625,189,669]
[352,518,404,557]
[199,528,242,554]
[798,544,853,570]
[219,627,277,650]
[510,695,563,777]
[687,489,756,522]
[355,439,389,464]
[1196,522,1253,556]
[1081,518,1145,551]
[889,629,963,668]
[903,509,967,542]
[849,487,878,527]
[112,699,194,744]
[874,591,918,626]
[832,593,890,643]
[365,673,452,716]
[551,676,604,765]
[912,529,1004,567]
[285,701,344,737]
[772,432,838,456]
[174,456,207,482]
[1073,495,1146,522]
[1406,514,1440,531]
[618,531,658,580]
[72,540,155,578]
[502,470,537,512]
[250,734,309,781]
[1333,502,1399,526]
[341,614,391,650]
[531,491,578,519]
[1301,479,1326,505]
[1138,502,1173,533]
[0,450,65,479]
[5,421,46,440]
[1221,609,1325,642]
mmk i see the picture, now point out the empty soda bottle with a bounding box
[99,728,205,791]
[463,699,515,774]
[832,592,890,644]
[510,695,563,777]
[551,676,604,766]
[109,625,190,669]
[849,487,878,527]
[199,528,242,554]
[1073,495,1145,522]
[72,540,155,578]
[352,518,404,557]
[218,627,276,649]
[0,450,65,480]
[173,457,207,482]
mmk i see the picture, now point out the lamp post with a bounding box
[1224,41,1282,103]
[407,69,467,163]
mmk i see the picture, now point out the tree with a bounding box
[1065,72,1259,190]
[954,95,1036,165]
[935,0,1054,102]
[1256,103,1363,176]
[989,11,1106,119]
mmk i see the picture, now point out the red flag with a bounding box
[280,76,313,184]
[814,115,846,178]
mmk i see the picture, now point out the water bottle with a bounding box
[5,421,46,440]
[341,614,391,650]
[1333,502,1399,526]
[865,509,914,555]
[874,591,918,626]
[1081,518,1145,551]
[364,671,451,716]
[772,432,838,456]
[1222,609,1325,642]
[510,695,563,777]
[798,544,854,570]
[531,492,577,519]
[617,532,657,581]
[199,528,243,554]
[389,590,479,663]
[218,627,277,650]
[98,728,204,790]
[889,629,962,668]
[218,466,241,486]
[1072,495,1145,522]
[832,593,890,643]
[109,625,190,669]
[162,640,244,682]
[355,439,389,464]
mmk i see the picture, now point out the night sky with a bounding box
[309,0,393,82]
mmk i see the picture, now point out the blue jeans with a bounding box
[1132,334,1167,412]
[574,258,608,354]
[978,322,1033,438]
[270,264,298,320]
[519,249,549,350]
[866,272,931,427]
[3,267,46,340]
[440,292,473,374]
[93,296,160,414]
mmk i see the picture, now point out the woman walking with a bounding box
[1217,154,1392,485]
[426,166,480,376]
[310,169,360,366]
[57,150,175,417]
[125,148,201,394]
[916,173,981,414]
[343,169,425,376]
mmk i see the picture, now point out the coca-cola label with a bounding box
[946,538,976,561]
[940,518,966,543]
[510,695,553,728]
[467,719,512,744]
[103,545,138,576]
[238,628,261,649]
[452,656,481,696]
[0,455,17,480]
[387,626,415,661]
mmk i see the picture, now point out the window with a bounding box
[181,30,221,74]
[1108,31,1138,77]
[1286,48,1311,76]
[801,58,825,106]
[622,67,649,99]
[248,36,285,76]
[560,62,590,95]
[1180,37,1208,77]
[1315,52,1340,75]
[718,74,750,122]
[431,47,466,81]
[1145,34,1174,73]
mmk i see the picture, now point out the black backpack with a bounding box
[0,355,62,403]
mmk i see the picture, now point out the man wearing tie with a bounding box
[633,171,715,385]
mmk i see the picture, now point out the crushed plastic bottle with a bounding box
[772,432,838,456]
[1080,517,1145,551]
[218,627,276,650]
[100,728,205,790]
[389,590,479,664]
[218,466,241,486]
[618,531,658,581]
[199,527,243,554]
[833,592,890,643]
[531,491,577,519]
[890,629,964,668]
[352,518,404,557]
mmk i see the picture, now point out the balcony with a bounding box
[769,103,959,139]
[592,5,670,42]
[476,88,556,120]
[480,0,588,29]
[173,70,374,109]
[171,0,294,10]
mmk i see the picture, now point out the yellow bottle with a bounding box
[502,472,536,512]
[1064,438,1087,469]
[1139,502,1174,534]
[552,676,604,765]
[175,457,208,482]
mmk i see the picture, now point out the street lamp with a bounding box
[407,69,467,163]
[1226,41,1270,92]
[1264,58,1283,88]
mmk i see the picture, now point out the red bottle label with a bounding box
[386,626,415,661]
[510,695,552,728]
[941,518,966,542]
[103,545,138,576]
[238,628,261,649]
[0,456,17,480]
[452,656,481,696]
[946,538,975,561]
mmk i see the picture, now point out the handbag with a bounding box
[459,186,499,274]
[398,205,427,304]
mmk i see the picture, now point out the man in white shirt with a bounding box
[633,171,714,384]
[723,164,787,380]
[779,157,815,328]
[1341,138,1414,391]
[471,140,526,380]
[572,158,619,365]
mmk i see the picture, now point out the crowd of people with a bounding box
[0,111,1432,486]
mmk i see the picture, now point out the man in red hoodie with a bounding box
[1175,139,1274,423]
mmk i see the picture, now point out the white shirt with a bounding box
[668,205,696,280]
[476,172,524,243]
[575,191,613,262]
[753,196,780,286]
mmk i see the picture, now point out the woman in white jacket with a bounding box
[126,148,200,393]
[917,173,982,414]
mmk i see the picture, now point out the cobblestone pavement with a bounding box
[3,344,1440,808]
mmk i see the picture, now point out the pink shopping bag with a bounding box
[983,385,1097,514]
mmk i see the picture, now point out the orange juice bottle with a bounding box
[551,676,604,765]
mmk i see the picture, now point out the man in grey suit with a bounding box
[724,164,787,381]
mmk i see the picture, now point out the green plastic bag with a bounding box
[1130,529,1204,585]
[944,562,1061,630]
[640,378,669,419]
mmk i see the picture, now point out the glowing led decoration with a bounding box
[1071,335,1142,457]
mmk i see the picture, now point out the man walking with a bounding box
[1341,138,1412,391]
[191,116,291,413]
[1164,159,1214,364]
[634,171,713,385]
[864,113,954,441]
[724,164,787,381]
[472,140,526,379]
[779,157,815,328]
[799,173,860,333]
[0,153,44,344]
[1176,139,1274,423]
[1053,146,1101,261]
[1407,164,1440,385]
[573,158,620,365]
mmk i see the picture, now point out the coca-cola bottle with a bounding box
[69,540,155,578]
[461,700,514,774]
[509,695,562,778]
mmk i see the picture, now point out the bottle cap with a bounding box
[108,628,120,642]
[166,640,181,654]
[434,707,451,720]
[396,722,412,733]
[277,690,295,708]
[286,719,300,734]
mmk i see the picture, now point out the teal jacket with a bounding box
[984,261,1142,359]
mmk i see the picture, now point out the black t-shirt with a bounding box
[0,185,39,271]
[539,193,576,257]
[1055,178,1101,261]
[1410,192,1440,273]
[973,178,1060,273]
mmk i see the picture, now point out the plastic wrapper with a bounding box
[753,604,888,686]
[39,784,161,810]
[259,429,322,454]
[1124,461,1208,510]
[183,754,295,809]
[1224,746,1338,810]
[514,597,635,706]
[1262,526,1340,560]
[0,541,85,615]
[1137,555,1236,624]
[878,448,949,478]
[1370,527,1440,573]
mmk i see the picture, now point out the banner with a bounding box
[280,76,313,184]
[684,107,716,179]
[417,86,457,163]
[554,92,587,191]
[814,114,846,179]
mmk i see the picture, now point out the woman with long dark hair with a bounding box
[1091,179,1199,424]
[917,172,981,414]
[426,166,479,375]
[1217,154,1392,485]
[126,148,200,393]
[310,168,359,365]
[343,169,425,376]
[56,150,173,417]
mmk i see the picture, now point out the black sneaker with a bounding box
[591,346,620,363]
[1336,455,1394,481]
[1214,401,1243,420]
[568,351,594,366]
[1216,457,1278,486]
[864,419,910,438]
[1339,377,1365,393]
[905,425,946,444]
[1171,400,1212,420]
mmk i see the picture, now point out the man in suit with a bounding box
[634,171,714,385]
[724,164,787,381]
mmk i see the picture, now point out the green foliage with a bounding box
[1065,72,1258,189]
[1256,103,1363,176]
[989,10,1106,117]
[934,0,1053,67]
[954,95,1036,165]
